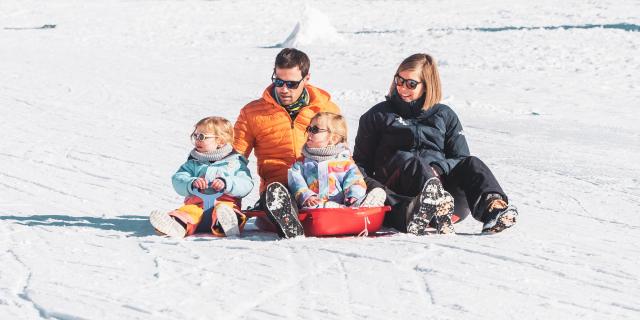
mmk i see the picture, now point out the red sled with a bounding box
[244,206,391,237]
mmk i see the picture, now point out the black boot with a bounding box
[406,178,455,235]
[263,182,304,238]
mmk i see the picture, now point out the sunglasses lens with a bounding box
[306,126,320,134]
[285,81,299,89]
[273,78,285,87]
[406,80,418,89]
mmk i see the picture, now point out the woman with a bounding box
[353,53,518,235]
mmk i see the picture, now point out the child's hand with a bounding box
[345,197,357,206]
[303,196,320,207]
[192,178,208,190]
[210,178,226,191]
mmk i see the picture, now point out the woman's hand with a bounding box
[210,178,226,191]
[303,195,320,207]
[192,177,208,190]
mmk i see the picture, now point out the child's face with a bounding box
[192,125,225,153]
[306,118,338,148]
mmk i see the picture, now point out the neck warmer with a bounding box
[387,90,427,118]
[273,86,309,120]
[189,144,233,162]
[302,143,348,162]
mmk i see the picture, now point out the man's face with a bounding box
[273,66,309,106]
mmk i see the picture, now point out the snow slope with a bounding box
[1,0,639,319]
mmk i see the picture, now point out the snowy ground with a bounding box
[1,0,640,319]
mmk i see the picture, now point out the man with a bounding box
[234,48,340,238]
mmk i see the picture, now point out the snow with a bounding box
[1,0,640,319]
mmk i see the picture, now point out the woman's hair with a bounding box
[311,112,347,144]
[388,53,442,110]
[193,116,234,144]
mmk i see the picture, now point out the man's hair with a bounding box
[193,116,234,144]
[274,48,311,77]
[388,53,442,110]
[311,112,347,144]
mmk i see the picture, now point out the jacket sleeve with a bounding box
[431,110,470,174]
[287,161,317,207]
[223,156,254,198]
[353,111,379,180]
[342,160,367,202]
[171,160,198,197]
[233,108,255,159]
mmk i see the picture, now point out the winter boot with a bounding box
[264,182,304,238]
[359,188,387,207]
[215,205,240,237]
[150,210,187,238]
[406,177,455,235]
[481,198,518,233]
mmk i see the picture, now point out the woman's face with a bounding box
[395,68,424,103]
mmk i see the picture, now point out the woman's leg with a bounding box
[443,156,508,222]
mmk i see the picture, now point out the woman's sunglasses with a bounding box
[190,133,217,142]
[305,125,330,135]
[394,74,422,90]
[271,74,304,89]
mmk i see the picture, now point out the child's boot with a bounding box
[359,187,387,207]
[150,210,187,238]
[406,177,455,235]
[264,182,304,238]
[215,205,240,237]
[481,194,518,233]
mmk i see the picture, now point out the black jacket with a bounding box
[353,94,470,183]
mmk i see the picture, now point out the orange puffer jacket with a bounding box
[233,84,341,192]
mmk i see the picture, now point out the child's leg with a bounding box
[150,204,203,238]
[169,204,204,236]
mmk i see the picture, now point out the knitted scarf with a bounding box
[302,143,348,162]
[189,144,233,162]
[273,87,309,120]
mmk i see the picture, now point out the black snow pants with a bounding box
[365,155,507,232]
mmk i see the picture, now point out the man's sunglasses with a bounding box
[394,74,422,90]
[305,125,330,135]
[271,74,304,89]
[191,133,217,142]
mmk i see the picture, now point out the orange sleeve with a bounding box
[233,107,254,159]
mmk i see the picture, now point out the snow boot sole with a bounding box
[264,182,304,238]
[150,210,187,238]
[406,177,455,235]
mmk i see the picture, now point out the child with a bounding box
[150,116,253,238]
[262,112,386,238]
[288,112,385,209]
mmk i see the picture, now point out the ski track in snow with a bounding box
[1,0,640,319]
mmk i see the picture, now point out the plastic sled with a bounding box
[245,206,391,237]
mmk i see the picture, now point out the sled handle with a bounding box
[190,188,223,211]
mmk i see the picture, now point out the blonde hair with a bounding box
[193,116,234,144]
[388,53,442,110]
[311,112,347,144]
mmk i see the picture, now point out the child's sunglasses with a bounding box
[190,133,217,141]
[305,125,330,135]
[271,74,304,89]
[394,74,422,90]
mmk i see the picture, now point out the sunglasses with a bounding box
[305,125,330,135]
[394,74,423,90]
[190,133,217,142]
[271,74,304,89]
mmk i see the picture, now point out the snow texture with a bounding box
[1,0,640,319]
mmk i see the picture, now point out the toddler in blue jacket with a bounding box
[150,116,253,238]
